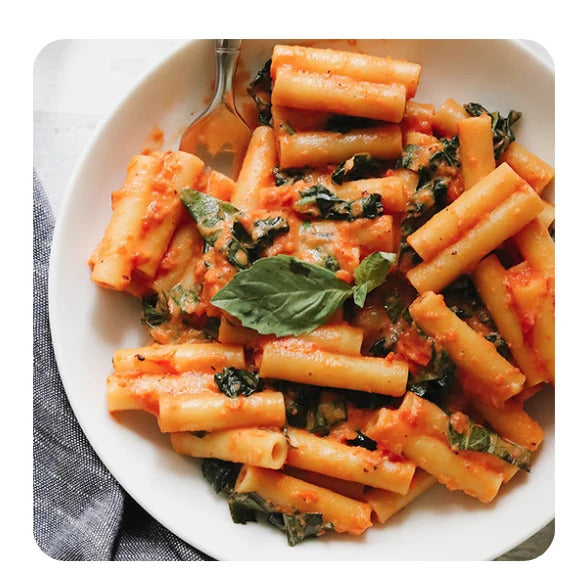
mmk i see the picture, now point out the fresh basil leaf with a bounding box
[211,255,353,336]
[352,252,396,307]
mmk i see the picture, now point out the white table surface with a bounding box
[32,39,555,561]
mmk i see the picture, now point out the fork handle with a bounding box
[216,39,242,52]
[212,39,242,103]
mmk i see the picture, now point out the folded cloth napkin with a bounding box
[32,171,212,561]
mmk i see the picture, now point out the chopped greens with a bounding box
[141,293,170,328]
[383,289,405,323]
[464,103,522,160]
[278,381,348,436]
[398,177,450,266]
[272,166,307,186]
[202,459,333,545]
[247,59,273,126]
[408,347,456,406]
[141,284,201,328]
[294,184,384,221]
[429,135,460,169]
[447,414,532,471]
[201,458,242,494]
[484,332,512,360]
[228,490,333,546]
[324,114,379,134]
[331,153,386,184]
[274,513,334,547]
[181,189,289,270]
[214,367,262,398]
[181,187,238,246]
[344,430,378,451]
[368,337,395,357]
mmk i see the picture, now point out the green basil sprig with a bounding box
[211,253,395,337]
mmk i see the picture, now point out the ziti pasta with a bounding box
[90,43,554,547]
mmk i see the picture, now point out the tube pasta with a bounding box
[231,125,277,210]
[271,44,421,98]
[218,319,364,355]
[500,142,555,195]
[112,342,245,375]
[403,435,503,503]
[470,399,544,451]
[409,291,526,402]
[203,169,236,201]
[259,338,409,396]
[513,218,555,280]
[235,465,373,535]
[282,466,366,501]
[406,184,543,293]
[407,163,525,262]
[277,125,403,169]
[90,155,162,290]
[106,370,216,414]
[135,151,205,278]
[397,393,504,503]
[170,428,289,469]
[157,390,286,433]
[285,427,416,494]
[151,220,205,293]
[363,470,437,524]
[432,98,469,136]
[402,101,435,133]
[474,254,548,386]
[504,262,555,384]
[272,65,407,123]
[537,200,555,228]
[457,114,496,189]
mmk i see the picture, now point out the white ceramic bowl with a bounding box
[49,39,554,560]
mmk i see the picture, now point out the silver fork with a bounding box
[179,39,250,176]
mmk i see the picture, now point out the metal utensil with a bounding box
[179,39,250,177]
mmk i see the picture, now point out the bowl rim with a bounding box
[47,39,555,561]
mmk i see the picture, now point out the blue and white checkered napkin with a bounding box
[32,170,212,561]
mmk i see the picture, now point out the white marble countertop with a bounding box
[33,39,554,561]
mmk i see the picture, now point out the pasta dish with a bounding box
[88,43,555,546]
